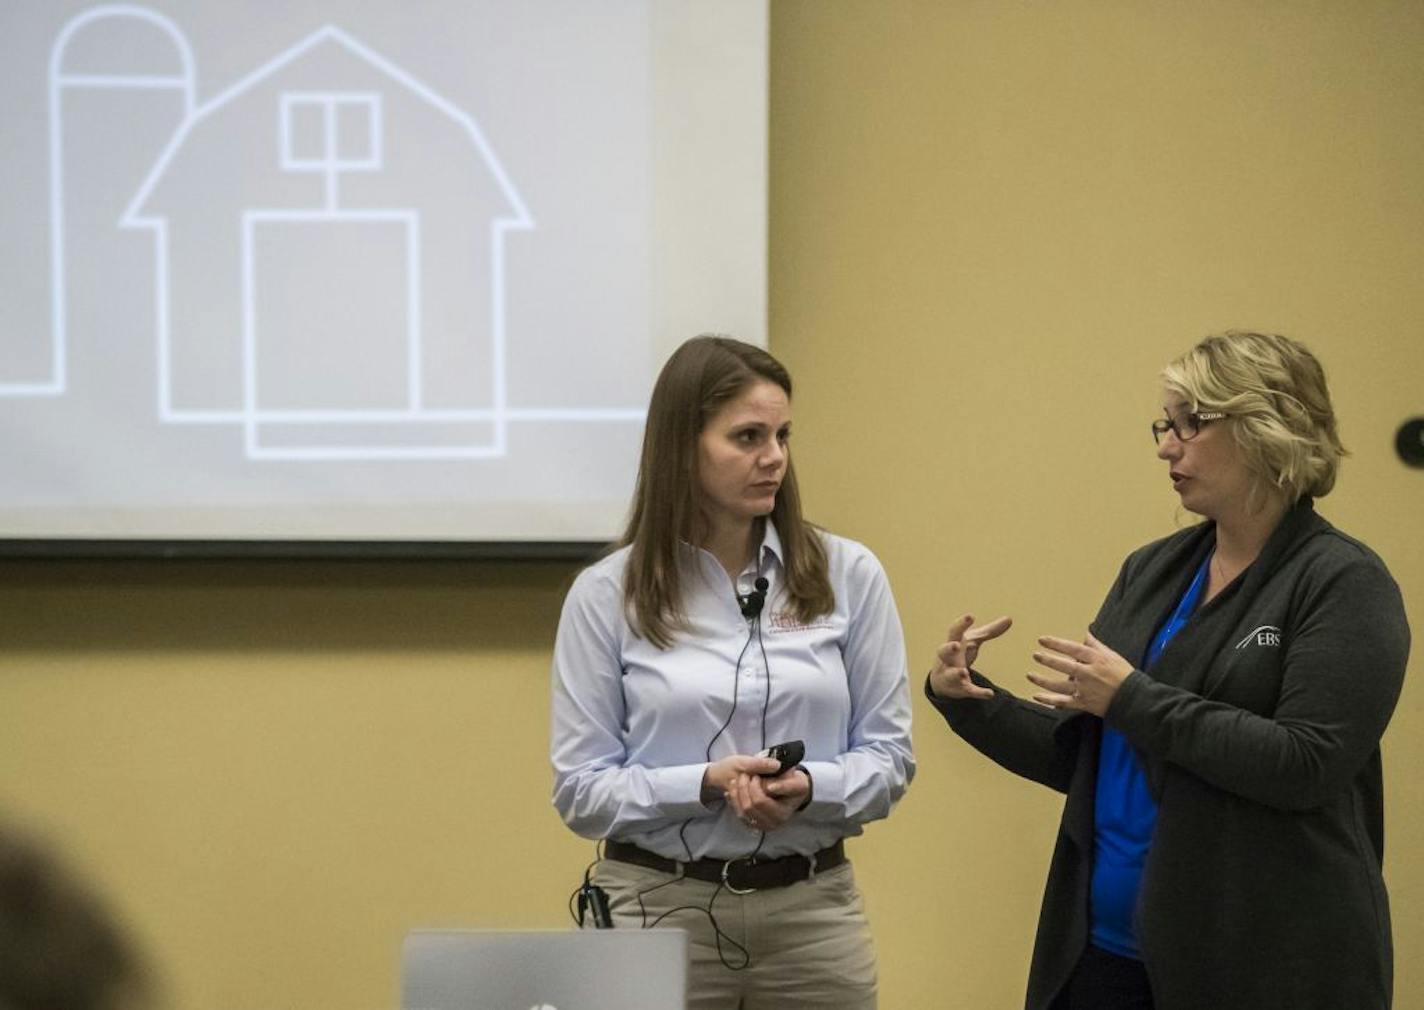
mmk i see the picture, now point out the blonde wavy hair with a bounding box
[1161,331,1347,505]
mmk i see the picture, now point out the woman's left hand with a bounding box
[726,768,807,832]
[1026,632,1134,717]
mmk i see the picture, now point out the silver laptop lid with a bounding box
[401,929,687,1010]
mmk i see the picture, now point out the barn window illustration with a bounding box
[119,25,534,460]
[280,93,381,181]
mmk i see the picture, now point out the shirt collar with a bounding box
[758,519,785,571]
[676,518,785,573]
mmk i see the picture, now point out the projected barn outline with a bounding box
[19,4,646,462]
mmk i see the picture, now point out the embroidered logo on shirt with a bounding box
[766,610,834,633]
[1234,625,1283,650]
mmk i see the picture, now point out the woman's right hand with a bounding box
[928,614,1013,700]
[701,753,782,806]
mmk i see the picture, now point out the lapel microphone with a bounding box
[739,577,769,619]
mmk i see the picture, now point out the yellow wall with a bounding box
[2,3,1422,1008]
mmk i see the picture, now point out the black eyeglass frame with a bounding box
[1151,411,1228,445]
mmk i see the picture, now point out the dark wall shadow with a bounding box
[0,558,584,653]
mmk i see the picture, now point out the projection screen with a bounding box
[0,1,768,555]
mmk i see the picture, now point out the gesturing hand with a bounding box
[927,614,1013,701]
[1026,632,1134,717]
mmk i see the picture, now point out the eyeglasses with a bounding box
[1151,411,1227,445]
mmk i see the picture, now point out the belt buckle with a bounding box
[720,856,758,895]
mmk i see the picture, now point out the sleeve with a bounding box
[1107,557,1410,811]
[924,674,1083,794]
[798,549,916,823]
[549,570,710,839]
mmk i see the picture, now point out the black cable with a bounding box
[637,581,768,971]
[756,610,772,753]
[636,873,752,970]
[569,841,607,928]
[601,561,778,971]
[699,615,761,794]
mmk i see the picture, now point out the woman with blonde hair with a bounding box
[928,331,1409,1009]
[552,335,914,1009]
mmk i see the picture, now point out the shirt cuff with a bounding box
[644,763,714,819]
[799,759,843,815]
[1104,668,1149,730]
[793,764,813,811]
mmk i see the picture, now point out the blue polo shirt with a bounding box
[1089,553,1211,959]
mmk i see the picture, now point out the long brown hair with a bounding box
[621,335,833,648]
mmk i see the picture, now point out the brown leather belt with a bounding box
[604,839,845,894]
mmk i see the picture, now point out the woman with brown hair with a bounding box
[551,334,914,1009]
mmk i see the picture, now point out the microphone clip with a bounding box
[738,577,769,619]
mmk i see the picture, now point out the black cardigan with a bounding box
[928,500,1410,1010]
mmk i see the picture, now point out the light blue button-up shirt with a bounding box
[551,523,915,861]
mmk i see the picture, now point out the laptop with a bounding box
[401,929,688,1010]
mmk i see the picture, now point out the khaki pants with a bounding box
[591,856,878,1010]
